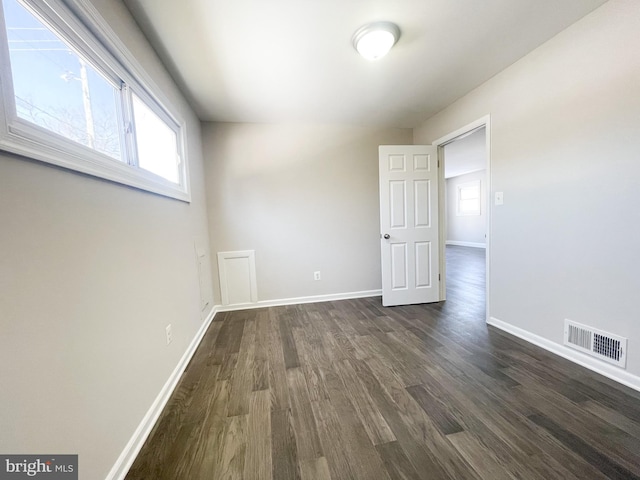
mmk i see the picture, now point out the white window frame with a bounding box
[0,0,190,201]
[456,180,481,216]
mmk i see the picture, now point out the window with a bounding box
[131,93,179,184]
[456,180,481,216]
[0,0,189,201]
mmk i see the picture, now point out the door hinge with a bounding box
[439,274,441,281]
[437,159,440,168]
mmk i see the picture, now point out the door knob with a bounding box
[383,234,390,239]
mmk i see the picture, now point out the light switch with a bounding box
[495,192,504,205]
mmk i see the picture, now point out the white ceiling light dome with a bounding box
[352,21,401,61]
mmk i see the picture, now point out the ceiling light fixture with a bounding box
[352,21,400,61]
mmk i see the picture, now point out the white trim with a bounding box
[106,306,217,480]
[432,116,491,146]
[67,0,181,124]
[215,289,383,312]
[488,316,640,393]
[0,0,191,201]
[217,250,258,306]
[446,240,486,248]
[107,287,382,477]
[433,115,491,321]
[0,125,190,201]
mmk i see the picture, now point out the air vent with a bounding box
[564,319,627,368]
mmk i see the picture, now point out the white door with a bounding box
[379,145,440,307]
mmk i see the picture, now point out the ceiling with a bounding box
[123,0,608,128]
[444,127,486,179]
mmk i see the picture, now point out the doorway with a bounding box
[433,117,490,321]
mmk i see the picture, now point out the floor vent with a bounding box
[564,319,627,368]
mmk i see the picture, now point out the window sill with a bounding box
[1,119,190,202]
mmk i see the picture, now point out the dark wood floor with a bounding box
[126,246,640,479]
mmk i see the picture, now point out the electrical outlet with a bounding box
[314,271,321,281]
[165,324,172,345]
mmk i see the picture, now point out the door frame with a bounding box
[432,115,491,322]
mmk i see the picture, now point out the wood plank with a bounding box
[354,357,473,480]
[287,367,324,461]
[244,389,272,480]
[188,379,230,480]
[267,310,290,411]
[298,312,332,370]
[127,247,640,480]
[271,408,301,480]
[334,359,396,445]
[506,366,640,474]
[322,366,390,480]
[126,348,215,479]
[299,457,331,480]
[300,364,330,402]
[375,441,423,480]
[279,312,301,369]
[446,431,514,480]
[211,317,245,365]
[217,353,238,381]
[351,333,419,387]
[253,310,270,391]
[406,384,464,435]
[310,396,358,480]
[582,399,640,440]
[216,414,247,480]
[227,318,257,416]
[528,413,640,480]
[158,363,222,480]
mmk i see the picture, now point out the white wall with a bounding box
[415,0,640,380]
[446,170,486,246]
[443,127,486,179]
[0,0,213,478]
[202,123,412,303]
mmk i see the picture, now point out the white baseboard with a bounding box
[446,240,486,248]
[488,316,640,393]
[106,306,218,480]
[215,289,382,312]
[107,289,382,477]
